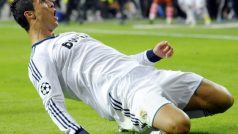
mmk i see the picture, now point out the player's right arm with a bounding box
[28,56,88,134]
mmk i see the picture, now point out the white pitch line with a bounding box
[78,29,238,41]
[133,23,238,29]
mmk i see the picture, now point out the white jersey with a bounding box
[28,32,154,133]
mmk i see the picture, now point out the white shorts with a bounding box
[109,66,203,132]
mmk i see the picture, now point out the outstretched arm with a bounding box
[28,57,88,134]
[130,41,174,65]
[46,98,88,134]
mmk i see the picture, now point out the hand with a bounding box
[153,41,174,59]
[75,128,89,134]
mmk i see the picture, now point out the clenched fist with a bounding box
[153,41,174,59]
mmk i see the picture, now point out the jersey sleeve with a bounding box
[28,57,88,134]
[130,49,162,66]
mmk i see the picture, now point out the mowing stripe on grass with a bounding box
[1,23,238,41]
[78,29,238,41]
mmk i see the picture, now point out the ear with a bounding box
[24,11,36,20]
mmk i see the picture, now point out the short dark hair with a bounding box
[10,0,34,31]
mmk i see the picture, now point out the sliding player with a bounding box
[11,0,233,133]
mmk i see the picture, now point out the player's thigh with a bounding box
[153,104,190,132]
[184,79,234,112]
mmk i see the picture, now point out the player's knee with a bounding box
[213,86,234,113]
[153,104,191,133]
[218,87,234,113]
[166,114,191,133]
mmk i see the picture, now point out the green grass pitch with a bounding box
[0,20,237,134]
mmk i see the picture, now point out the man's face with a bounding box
[32,0,58,32]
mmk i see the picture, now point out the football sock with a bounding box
[149,3,158,21]
[166,6,174,24]
[185,110,213,119]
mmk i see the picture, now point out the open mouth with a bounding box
[53,10,58,22]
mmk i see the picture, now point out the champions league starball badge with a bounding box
[40,82,51,95]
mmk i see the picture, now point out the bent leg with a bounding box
[153,104,190,134]
[184,79,234,114]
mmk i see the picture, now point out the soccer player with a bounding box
[149,0,174,24]
[178,0,211,26]
[10,0,234,134]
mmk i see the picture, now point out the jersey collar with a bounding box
[32,35,58,48]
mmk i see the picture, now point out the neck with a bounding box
[28,26,54,45]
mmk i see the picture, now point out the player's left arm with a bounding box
[130,41,174,66]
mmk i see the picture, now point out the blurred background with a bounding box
[0,0,238,25]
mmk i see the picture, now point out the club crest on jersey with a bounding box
[40,82,51,95]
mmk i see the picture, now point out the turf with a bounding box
[0,20,237,134]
